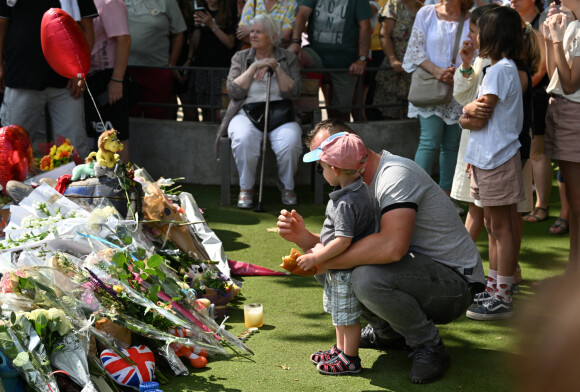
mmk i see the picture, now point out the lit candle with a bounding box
[244,303,263,328]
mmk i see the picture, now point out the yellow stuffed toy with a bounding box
[87,129,123,169]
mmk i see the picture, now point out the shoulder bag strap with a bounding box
[451,13,465,67]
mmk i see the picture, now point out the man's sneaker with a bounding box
[466,297,513,321]
[317,352,362,375]
[408,339,450,384]
[310,345,341,365]
[471,291,492,306]
[360,324,408,350]
[511,283,520,295]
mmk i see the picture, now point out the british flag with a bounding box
[100,345,156,390]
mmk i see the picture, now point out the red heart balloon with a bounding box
[0,125,32,192]
[40,8,91,79]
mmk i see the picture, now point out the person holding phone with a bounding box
[187,0,237,122]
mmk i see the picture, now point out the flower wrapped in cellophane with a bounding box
[0,174,252,390]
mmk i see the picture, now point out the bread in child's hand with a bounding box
[281,248,317,276]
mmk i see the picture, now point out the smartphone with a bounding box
[554,0,561,5]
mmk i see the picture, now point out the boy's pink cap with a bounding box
[303,132,368,170]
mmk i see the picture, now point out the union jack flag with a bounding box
[100,345,156,389]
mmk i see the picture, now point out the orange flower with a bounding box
[40,155,52,171]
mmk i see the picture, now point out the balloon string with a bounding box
[85,82,107,133]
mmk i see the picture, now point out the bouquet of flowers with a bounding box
[0,314,60,392]
[38,137,78,171]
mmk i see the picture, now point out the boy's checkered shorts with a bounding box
[323,270,362,326]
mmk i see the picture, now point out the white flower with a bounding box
[87,207,117,233]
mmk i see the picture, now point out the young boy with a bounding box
[298,132,376,375]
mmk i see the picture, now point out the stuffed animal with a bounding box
[86,129,123,169]
[281,248,317,276]
[168,328,208,368]
[71,158,95,181]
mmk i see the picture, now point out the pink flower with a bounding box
[0,273,19,293]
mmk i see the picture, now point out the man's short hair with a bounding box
[304,119,357,148]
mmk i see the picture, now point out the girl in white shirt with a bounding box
[459,6,525,321]
[543,3,580,274]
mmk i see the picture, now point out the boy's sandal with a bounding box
[523,207,549,223]
[549,217,569,235]
[311,345,341,365]
[317,353,362,375]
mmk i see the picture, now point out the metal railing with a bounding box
[127,63,409,122]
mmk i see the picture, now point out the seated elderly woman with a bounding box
[216,13,302,209]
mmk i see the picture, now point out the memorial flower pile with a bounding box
[0,170,248,391]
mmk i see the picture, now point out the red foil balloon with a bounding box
[0,125,32,191]
[40,8,91,79]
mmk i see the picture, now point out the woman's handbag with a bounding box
[407,14,465,107]
[242,99,295,132]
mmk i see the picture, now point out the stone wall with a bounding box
[129,118,421,186]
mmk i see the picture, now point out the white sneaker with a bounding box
[277,180,297,205]
[237,189,253,209]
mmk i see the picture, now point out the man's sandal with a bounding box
[549,217,569,235]
[523,207,549,223]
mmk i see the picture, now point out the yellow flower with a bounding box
[113,285,124,293]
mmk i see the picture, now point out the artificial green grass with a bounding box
[160,182,568,392]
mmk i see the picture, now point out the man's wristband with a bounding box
[111,77,123,83]
[459,66,473,75]
[290,38,301,44]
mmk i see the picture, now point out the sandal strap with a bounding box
[311,345,340,364]
[317,353,361,374]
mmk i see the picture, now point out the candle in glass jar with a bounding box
[244,303,263,328]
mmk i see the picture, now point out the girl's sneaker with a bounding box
[466,297,513,321]
[317,352,362,375]
[471,291,492,306]
[310,345,342,365]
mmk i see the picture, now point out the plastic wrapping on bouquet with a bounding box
[0,350,26,392]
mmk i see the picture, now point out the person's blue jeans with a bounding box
[350,252,473,347]
[415,115,461,192]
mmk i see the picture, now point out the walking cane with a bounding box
[254,67,274,212]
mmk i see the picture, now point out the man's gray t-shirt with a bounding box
[369,151,485,284]
[320,177,376,246]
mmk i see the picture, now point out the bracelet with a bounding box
[110,77,123,83]
[290,38,301,44]
[459,66,473,75]
[211,25,219,33]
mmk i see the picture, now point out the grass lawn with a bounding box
[160,181,568,392]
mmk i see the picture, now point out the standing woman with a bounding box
[374,0,422,120]
[543,6,580,272]
[511,0,552,224]
[188,0,238,122]
[402,0,472,197]
[216,14,303,209]
[85,0,132,162]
